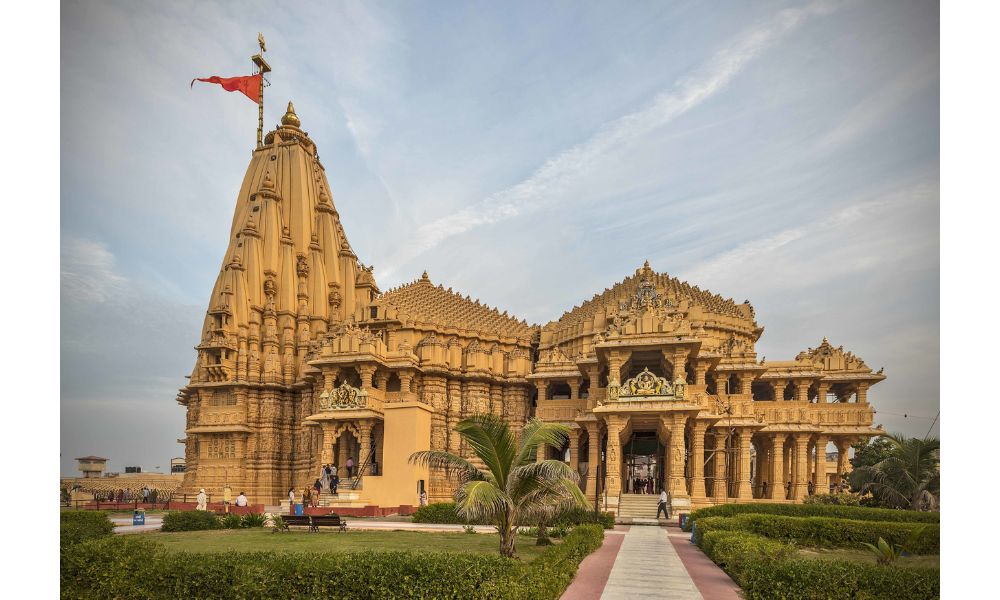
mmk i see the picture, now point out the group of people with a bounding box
[629,477,656,494]
[86,487,172,504]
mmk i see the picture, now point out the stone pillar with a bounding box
[398,370,414,397]
[666,415,690,502]
[535,381,547,404]
[585,423,601,502]
[755,440,769,498]
[320,424,334,466]
[689,421,709,500]
[608,351,624,384]
[813,435,828,491]
[584,364,600,409]
[569,379,579,401]
[816,382,829,404]
[739,373,753,396]
[796,379,811,403]
[792,434,810,501]
[447,380,462,455]
[772,379,787,402]
[569,429,580,471]
[357,420,373,477]
[672,348,688,382]
[337,432,349,475]
[374,370,388,391]
[358,364,376,390]
[769,433,786,500]
[856,383,869,404]
[694,361,709,387]
[737,430,754,499]
[712,430,728,499]
[835,438,851,487]
[604,417,626,500]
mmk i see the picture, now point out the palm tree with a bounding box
[851,433,939,510]
[409,414,588,557]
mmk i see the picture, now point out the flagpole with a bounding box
[252,33,271,149]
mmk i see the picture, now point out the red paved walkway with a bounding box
[560,526,629,600]
[666,527,742,600]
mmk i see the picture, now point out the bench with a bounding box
[279,514,348,533]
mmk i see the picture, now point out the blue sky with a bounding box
[60,0,939,475]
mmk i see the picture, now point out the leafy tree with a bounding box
[849,437,895,471]
[410,414,587,557]
[850,433,939,511]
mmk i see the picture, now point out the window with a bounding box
[370,306,378,320]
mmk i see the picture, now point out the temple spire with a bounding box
[251,32,271,148]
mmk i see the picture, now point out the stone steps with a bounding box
[617,493,662,519]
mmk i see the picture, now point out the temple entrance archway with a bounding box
[623,431,664,494]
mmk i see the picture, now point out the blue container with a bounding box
[133,510,145,526]
[294,503,304,516]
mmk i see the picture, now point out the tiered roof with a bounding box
[551,262,748,329]
[377,272,536,340]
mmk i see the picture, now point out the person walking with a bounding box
[196,488,208,511]
[331,472,340,495]
[346,457,355,479]
[313,479,323,504]
[288,488,296,514]
[656,489,670,520]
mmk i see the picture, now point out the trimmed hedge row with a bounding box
[682,502,939,531]
[61,523,604,599]
[693,514,939,554]
[160,510,221,532]
[695,531,939,600]
[60,511,114,548]
[412,503,615,530]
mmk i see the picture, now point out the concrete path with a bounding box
[599,526,703,600]
[666,528,742,600]
[561,527,628,600]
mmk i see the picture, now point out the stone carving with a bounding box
[328,282,342,308]
[318,382,369,410]
[296,254,309,277]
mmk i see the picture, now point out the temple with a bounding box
[177,103,885,514]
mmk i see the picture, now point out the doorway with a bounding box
[624,431,663,494]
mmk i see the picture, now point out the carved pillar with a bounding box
[671,348,688,382]
[585,423,601,502]
[584,364,600,409]
[738,429,754,499]
[447,379,462,455]
[690,421,709,500]
[769,433,786,500]
[712,430,728,499]
[816,382,830,404]
[608,351,624,384]
[739,373,753,395]
[605,417,625,501]
[667,415,689,500]
[569,379,578,401]
[490,384,503,416]
[357,420,373,477]
[374,370,388,391]
[569,429,580,470]
[772,379,787,402]
[754,439,769,498]
[358,364,376,390]
[792,433,810,501]
[399,370,414,397]
[835,438,851,487]
[856,383,869,404]
[534,381,547,404]
[320,424,334,466]
[812,435,828,491]
[694,361,710,387]
[795,379,811,403]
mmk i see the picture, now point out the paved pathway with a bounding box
[599,526,703,599]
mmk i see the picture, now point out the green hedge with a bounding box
[693,514,939,554]
[683,502,939,531]
[61,523,604,599]
[160,510,221,532]
[60,511,114,548]
[694,531,939,600]
[412,503,614,530]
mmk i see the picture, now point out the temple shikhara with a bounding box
[177,102,886,515]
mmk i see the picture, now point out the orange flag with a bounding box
[191,74,262,104]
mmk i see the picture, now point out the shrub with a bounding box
[60,511,114,548]
[411,502,490,525]
[739,557,939,600]
[220,513,242,529]
[60,523,605,599]
[412,502,615,530]
[803,493,861,506]
[683,502,938,532]
[160,510,221,532]
[699,531,795,576]
[241,513,266,528]
[694,514,939,554]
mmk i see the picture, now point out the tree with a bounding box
[850,433,939,511]
[410,414,587,557]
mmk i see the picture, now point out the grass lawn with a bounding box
[799,547,939,568]
[151,528,553,561]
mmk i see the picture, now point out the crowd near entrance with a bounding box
[624,431,663,494]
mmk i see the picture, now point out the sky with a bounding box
[60,0,939,476]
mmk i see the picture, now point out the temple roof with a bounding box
[377,272,536,341]
[549,261,752,330]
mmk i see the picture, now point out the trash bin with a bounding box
[133,509,146,526]
[678,513,687,529]
[294,502,304,516]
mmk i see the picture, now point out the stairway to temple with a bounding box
[616,494,665,522]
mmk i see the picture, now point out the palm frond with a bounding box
[515,419,571,466]
[455,479,509,521]
[455,414,518,487]
[409,450,487,482]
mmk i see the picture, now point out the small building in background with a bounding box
[75,456,108,479]
[170,457,186,474]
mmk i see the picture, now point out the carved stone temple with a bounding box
[177,102,886,514]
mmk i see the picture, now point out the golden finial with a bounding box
[281,101,301,128]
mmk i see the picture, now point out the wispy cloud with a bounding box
[61,237,128,304]
[380,0,844,277]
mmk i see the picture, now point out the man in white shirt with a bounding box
[235,492,248,507]
[657,489,670,519]
[196,488,207,511]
